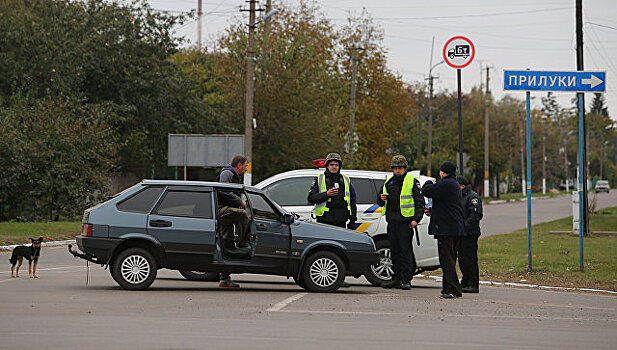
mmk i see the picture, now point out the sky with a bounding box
[146,0,617,121]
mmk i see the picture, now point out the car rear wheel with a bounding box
[111,248,157,290]
[364,239,394,287]
[301,251,345,292]
[179,270,220,282]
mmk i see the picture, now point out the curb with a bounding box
[416,274,617,295]
[0,239,76,251]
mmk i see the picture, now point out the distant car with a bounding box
[595,180,610,193]
[69,180,378,292]
[255,167,440,287]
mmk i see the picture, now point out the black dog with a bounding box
[9,237,43,278]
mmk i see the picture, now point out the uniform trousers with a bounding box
[457,236,479,289]
[387,222,415,282]
[437,236,462,296]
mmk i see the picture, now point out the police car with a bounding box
[255,160,440,286]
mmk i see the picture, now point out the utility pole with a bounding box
[564,134,570,191]
[197,0,202,49]
[347,46,360,167]
[484,66,490,197]
[576,0,589,236]
[427,36,443,177]
[241,0,261,185]
[542,121,547,194]
[520,119,526,195]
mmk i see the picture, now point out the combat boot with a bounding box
[381,278,401,289]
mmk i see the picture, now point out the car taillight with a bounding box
[81,224,93,237]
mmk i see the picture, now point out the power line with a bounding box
[586,22,617,31]
[335,7,573,21]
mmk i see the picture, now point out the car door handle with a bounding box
[360,216,379,221]
[256,223,268,231]
[150,219,172,227]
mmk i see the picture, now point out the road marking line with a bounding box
[275,309,617,322]
[267,292,308,312]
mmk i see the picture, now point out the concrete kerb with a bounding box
[2,239,614,295]
[0,239,76,251]
[417,274,617,295]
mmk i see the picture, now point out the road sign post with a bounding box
[504,69,606,272]
[443,36,475,174]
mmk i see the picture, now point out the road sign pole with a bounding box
[526,91,532,271]
[577,93,585,272]
[458,68,464,173]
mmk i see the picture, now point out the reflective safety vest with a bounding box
[382,174,417,217]
[314,173,352,217]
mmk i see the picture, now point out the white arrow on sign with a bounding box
[581,74,603,88]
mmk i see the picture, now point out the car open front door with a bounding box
[147,186,217,270]
[245,191,291,273]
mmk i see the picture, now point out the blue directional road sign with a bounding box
[503,70,606,93]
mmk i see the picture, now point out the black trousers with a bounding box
[387,222,416,282]
[457,236,479,289]
[437,236,462,296]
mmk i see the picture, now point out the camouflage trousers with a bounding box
[217,206,250,247]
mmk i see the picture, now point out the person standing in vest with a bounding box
[456,176,483,294]
[421,161,466,298]
[376,155,425,290]
[307,153,357,229]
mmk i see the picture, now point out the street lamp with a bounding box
[426,59,444,177]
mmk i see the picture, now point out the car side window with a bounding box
[349,177,375,205]
[373,179,386,198]
[262,177,315,206]
[154,191,213,219]
[116,186,164,213]
[247,193,280,221]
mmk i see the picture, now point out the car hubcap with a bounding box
[121,255,150,284]
[371,247,394,281]
[309,257,339,287]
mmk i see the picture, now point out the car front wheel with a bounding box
[111,248,157,290]
[364,239,394,286]
[301,251,345,292]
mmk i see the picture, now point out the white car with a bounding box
[255,168,440,286]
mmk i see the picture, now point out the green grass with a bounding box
[423,206,617,291]
[0,221,81,246]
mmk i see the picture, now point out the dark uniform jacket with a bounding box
[421,174,465,237]
[461,186,483,238]
[307,170,357,225]
[376,172,425,224]
[217,165,243,208]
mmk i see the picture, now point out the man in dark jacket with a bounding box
[376,155,425,290]
[456,176,483,293]
[421,161,465,298]
[307,153,357,229]
[217,155,251,288]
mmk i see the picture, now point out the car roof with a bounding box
[141,179,263,192]
[255,168,435,187]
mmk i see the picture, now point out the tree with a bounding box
[590,93,609,117]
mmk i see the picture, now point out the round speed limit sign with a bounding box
[443,36,475,69]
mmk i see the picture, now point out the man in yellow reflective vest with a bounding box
[307,153,357,229]
[377,155,425,290]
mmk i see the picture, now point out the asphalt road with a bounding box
[481,191,617,237]
[1,246,615,349]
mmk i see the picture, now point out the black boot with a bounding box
[381,278,401,289]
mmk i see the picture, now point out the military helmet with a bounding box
[325,153,343,167]
[390,155,408,168]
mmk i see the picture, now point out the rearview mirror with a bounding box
[282,213,294,224]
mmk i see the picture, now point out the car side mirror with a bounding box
[282,213,294,224]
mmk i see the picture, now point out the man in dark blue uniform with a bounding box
[456,176,483,294]
[421,161,465,299]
